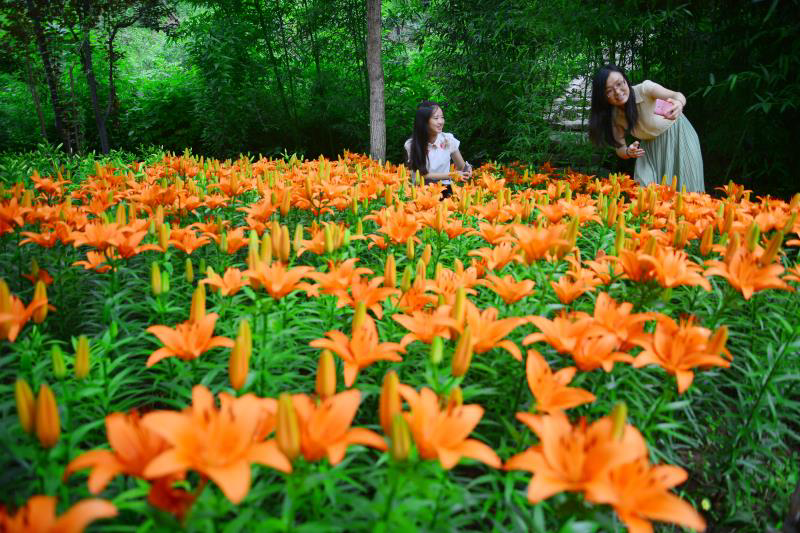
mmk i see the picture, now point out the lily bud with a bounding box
[280,225,291,263]
[699,225,714,256]
[421,244,432,265]
[293,224,304,252]
[405,238,415,261]
[451,288,466,330]
[722,203,734,233]
[276,393,300,461]
[415,259,426,281]
[610,402,628,440]
[389,414,411,461]
[724,233,740,264]
[14,378,35,434]
[355,218,364,236]
[260,233,273,264]
[75,335,90,379]
[219,231,228,254]
[32,281,48,324]
[429,336,444,366]
[35,384,60,448]
[614,216,627,255]
[673,221,690,249]
[51,344,67,378]
[745,222,760,253]
[452,326,473,377]
[759,231,783,266]
[379,370,401,435]
[400,266,412,292]
[315,349,336,401]
[384,254,396,288]
[782,212,797,233]
[446,386,463,412]
[324,224,334,254]
[158,223,169,251]
[161,268,171,294]
[352,301,368,331]
[281,190,291,216]
[643,236,657,256]
[185,258,194,284]
[229,319,251,391]
[198,258,206,275]
[454,258,464,275]
[189,285,206,323]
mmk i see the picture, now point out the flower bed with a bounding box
[1,152,799,532]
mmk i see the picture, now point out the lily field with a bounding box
[1,149,799,532]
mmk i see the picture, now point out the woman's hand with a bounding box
[625,141,645,159]
[665,98,684,120]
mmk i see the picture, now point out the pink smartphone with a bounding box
[654,98,673,117]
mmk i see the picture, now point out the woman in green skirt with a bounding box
[589,64,705,193]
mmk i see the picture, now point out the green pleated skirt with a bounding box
[635,114,705,193]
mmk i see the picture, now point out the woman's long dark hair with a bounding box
[588,64,638,148]
[408,100,441,176]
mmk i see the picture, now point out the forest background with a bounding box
[1,0,798,198]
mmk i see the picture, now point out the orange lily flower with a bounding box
[393,275,438,313]
[468,242,519,272]
[631,315,731,394]
[479,273,535,304]
[469,222,513,245]
[20,230,61,248]
[245,261,314,300]
[399,386,501,469]
[169,229,211,255]
[112,227,156,259]
[704,249,793,300]
[142,385,291,504]
[570,333,634,372]
[71,222,124,251]
[64,411,169,493]
[582,251,624,284]
[0,291,47,342]
[586,292,653,351]
[785,263,800,283]
[505,411,647,503]
[145,312,234,367]
[591,459,707,533]
[72,250,117,273]
[332,276,399,319]
[550,275,594,304]
[304,258,373,297]
[290,389,387,464]
[426,266,481,298]
[201,267,248,296]
[462,302,526,360]
[393,305,459,346]
[377,208,421,244]
[612,248,656,282]
[0,495,116,533]
[310,315,405,386]
[523,312,593,354]
[639,247,711,290]
[525,349,595,413]
[511,224,568,264]
[0,197,29,235]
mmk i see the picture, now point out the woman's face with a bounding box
[605,71,630,107]
[427,107,444,138]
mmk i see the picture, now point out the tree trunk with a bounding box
[80,22,110,154]
[25,0,73,153]
[366,0,385,161]
[104,28,120,138]
[252,0,292,122]
[23,52,47,139]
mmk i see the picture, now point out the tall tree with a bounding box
[366,0,385,161]
[24,0,74,152]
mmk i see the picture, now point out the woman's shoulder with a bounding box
[441,132,460,151]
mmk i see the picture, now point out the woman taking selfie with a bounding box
[589,64,705,193]
[405,100,472,198]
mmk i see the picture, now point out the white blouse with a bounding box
[404,132,461,184]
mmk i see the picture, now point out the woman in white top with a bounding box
[404,100,472,198]
[589,64,705,193]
